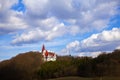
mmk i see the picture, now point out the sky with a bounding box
[0,0,120,61]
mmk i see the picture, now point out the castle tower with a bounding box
[41,44,57,61]
[42,44,45,53]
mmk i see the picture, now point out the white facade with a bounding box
[42,50,57,61]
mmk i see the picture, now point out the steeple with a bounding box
[42,44,45,53]
[41,44,57,61]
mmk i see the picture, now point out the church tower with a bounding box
[41,44,57,61]
[42,44,45,53]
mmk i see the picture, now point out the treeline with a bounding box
[38,50,120,79]
[0,51,43,80]
[0,50,120,80]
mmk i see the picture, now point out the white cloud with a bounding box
[23,0,49,18]
[59,40,80,56]
[98,28,120,42]
[12,17,69,44]
[0,0,120,61]
[0,0,28,34]
[1,0,120,45]
[12,28,45,45]
[0,11,28,34]
[64,28,120,57]
[76,0,118,32]
[0,0,17,10]
[69,25,80,35]
[78,51,102,58]
[66,40,80,49]
[116,46,120,50]
[45,23,67,41]
[82,28,120,48]
[23,0,119,32]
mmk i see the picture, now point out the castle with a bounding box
[41,45,57,61]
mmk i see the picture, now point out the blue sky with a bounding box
[0,0,120,61]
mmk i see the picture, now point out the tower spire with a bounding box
[42,44,45,53]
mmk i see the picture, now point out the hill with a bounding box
[0,50,120,80]
[0,51,43,80]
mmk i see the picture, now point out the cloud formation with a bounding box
[65,28,120,57]
[10,0,119,45]
[0,0,120,59]
[11,17,68,45]
[0,0,28,34]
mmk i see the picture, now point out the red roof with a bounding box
[48,52,55,57]
[42,44,56,57]
[45,50,48,57]
[44,51,55,57]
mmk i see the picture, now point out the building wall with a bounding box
[42,50,56,61]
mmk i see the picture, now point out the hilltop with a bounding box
[0,50,120,80]
[0,51,43,80]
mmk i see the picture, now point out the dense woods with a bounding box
[0,50,120,80]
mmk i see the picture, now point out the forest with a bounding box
[0,49,120,80]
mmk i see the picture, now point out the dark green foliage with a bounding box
[37,57,78,79]
[0,49,120,80]
[77,57,93,77]
[93,50,120,77]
